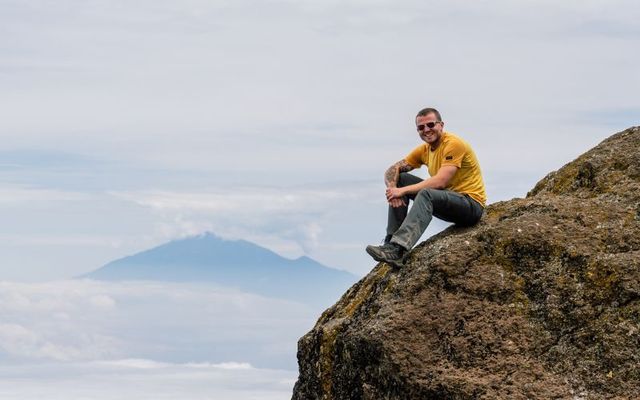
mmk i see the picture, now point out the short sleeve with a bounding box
[404,145,426,168]
[441,138,466,168]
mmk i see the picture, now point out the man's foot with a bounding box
[365,242,407,268]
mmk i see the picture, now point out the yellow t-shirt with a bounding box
[405,132,487,206]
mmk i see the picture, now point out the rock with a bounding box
[292,127,640,399]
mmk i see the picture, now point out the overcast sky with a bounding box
[1,0,639,280]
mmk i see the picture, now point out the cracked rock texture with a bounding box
[292,127,640,399]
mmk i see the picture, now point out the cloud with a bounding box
[0,279,308,398]
[108,187,355,214]
[108,183,381,255]
[99,358,252,370]
[0,234,126,247]
[0,280,316,369]
[3,0,637,158]
[0,184,90,205]
[0,358,295,400]
[0,322,119,362]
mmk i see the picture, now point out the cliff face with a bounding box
[292,127,640,400]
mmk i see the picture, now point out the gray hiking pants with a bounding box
[388,173,484,250]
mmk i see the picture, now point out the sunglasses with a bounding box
[416,121,440,131]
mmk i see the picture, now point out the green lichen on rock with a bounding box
[293,126,640,400]
[318,321,339,399]
[305,263,395,400]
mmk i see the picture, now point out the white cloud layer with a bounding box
[0,359,296,400]
[0,279,311,398]
[108,183,379,251]
[0,280,316,369]
[0,184,89,205]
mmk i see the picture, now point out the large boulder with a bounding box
[292,127,640,399]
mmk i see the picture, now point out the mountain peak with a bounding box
[83,233,357,306]
[293,127,640,399]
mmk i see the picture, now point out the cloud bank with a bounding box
[0,279,315,368]
[0,359,296,400]
[0,278,317,398]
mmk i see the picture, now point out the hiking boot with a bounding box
[365,242,407,268]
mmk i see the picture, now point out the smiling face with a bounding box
[416,113,444,148]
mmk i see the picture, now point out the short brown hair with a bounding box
[416,107,442,122]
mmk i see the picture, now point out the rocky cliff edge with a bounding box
[292,126,640,400]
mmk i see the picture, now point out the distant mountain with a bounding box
[82,233,358,306]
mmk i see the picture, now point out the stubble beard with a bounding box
[422,131,439,144]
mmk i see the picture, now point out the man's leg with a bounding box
[433,192,484,227]
[390,188,482,250]
[386,173,423,238]
[367,173,423,267]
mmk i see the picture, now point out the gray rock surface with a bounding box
[292,127,640,399]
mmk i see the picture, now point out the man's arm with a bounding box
[386,165,458,200]
[384,160,415,208]
[384,160,415,188]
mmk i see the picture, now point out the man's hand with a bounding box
[386,187,405,201]
[388,198,405,208]
[384,159,414,208]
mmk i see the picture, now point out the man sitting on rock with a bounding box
[366,107,487,268]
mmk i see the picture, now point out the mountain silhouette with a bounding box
[83,232,357,306]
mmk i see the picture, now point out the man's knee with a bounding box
[416,188,438,200]
[397,173,412,188]
[398,173,422,188]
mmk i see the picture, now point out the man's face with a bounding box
[416,113,444,145]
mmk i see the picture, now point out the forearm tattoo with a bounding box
[384,160,412,187]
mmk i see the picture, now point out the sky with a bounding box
[1,0,639,280]
[1,1,639,398]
